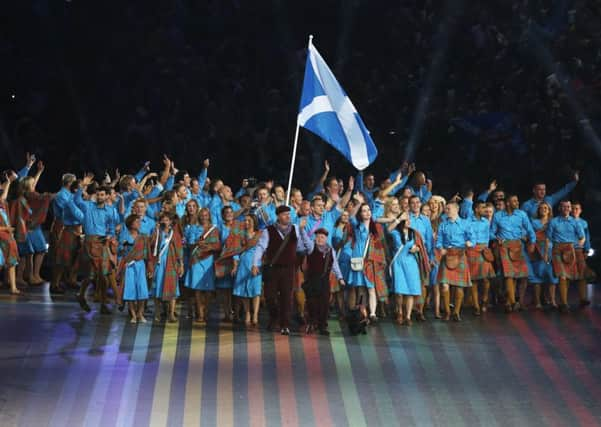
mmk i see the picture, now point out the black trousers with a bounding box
[264,265,295,329]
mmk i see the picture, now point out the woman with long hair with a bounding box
[529,202,557,309]
[184,207,221,324]
[230,215,262,326]
[346,203,388,322]
[389,215,423,325]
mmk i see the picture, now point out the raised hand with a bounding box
[324,160,330,172]
[488,179,498,192]
[26,152,35,168]
[36,160,45,173]
[348,175,355,191]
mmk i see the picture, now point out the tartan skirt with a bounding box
[329,271,341,293]
[0,232,19,267]
[575,248,596,281]
[466,244,496,280]
[82,236,114,279]
[499,240,529,279]
[551,243,578,280]
[437,248,471,287]
[55,227,82,267]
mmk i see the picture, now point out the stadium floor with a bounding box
[0,284,600,427]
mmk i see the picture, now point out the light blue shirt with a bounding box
[468,216,491,245]
[75,190,119,236]
[546,216,584,244]
[573,217,590,250]
[436,217,473,249]
[409,212,434,258]
[491,209,536,242]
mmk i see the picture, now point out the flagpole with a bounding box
[286,34,314,206]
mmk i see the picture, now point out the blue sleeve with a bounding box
[435,224,443,249]
[490,215,499,239]
[147,184,163,199]
[134,168,146,183]
[197,167,208,190]
[165,175,174,191]
[17,166,30,179]
[356,171,364,192]
[419,185,432,203]
[252,229,269,266]
[459,199,474,220]
[585,223,591,251]
[523,213,536,242]
[546,220,554,241]
[390,230,401,251]
[548,180,577,207]
[234,188,246,199]
[575,222,585,241]
[74,189,88,212]
[477,191,489,202]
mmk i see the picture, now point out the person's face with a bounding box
[315,233,328,246]
[477,204,487,217]
[495,199,505,211]
[402,188,412,198]
[338,179,344,195]
[312,199,325,216]
[538,203,550,218]
[340,211,349,224]
[190,179,200,194]
[493,191,505,202]
[110,189,119,203]
[365,175,375,189]
[186,201,198,215]
[508,196,519,210]
[278,211,291,226]
[559,201,571,217]
[213,179,224,192]
[221,186,233,201]
[429,200,439,214]
[223,207,234,222]
[257,189,269,203]
[133,201,147,217]
[130,218,141,232]
[96,190,107,204]
[400,197,409,213]
[125,178,134,192]
[416,172,426,185]
[199,209,211,223]
[327,180,340,196]
[533,184,546,200]
[183,174,191,187]
[421,204,431,218]
[177,186,188,200]
[300,201,311,216]
[484,206,494,220]
[446,203,459,218]
[390,198,400,214]
[380,178,392,190]
[274,186,286,202]
[572,204,582,218]
[359,205,371,221]
[244,215,255,231]
[409,197,421,214]
[292,191,303,205]
[159,216,172,230]
[239,195,251,209]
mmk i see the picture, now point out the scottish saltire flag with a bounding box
[297,39,377,170]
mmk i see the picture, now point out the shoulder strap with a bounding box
[269,226,293,266]
[362,235,371,259]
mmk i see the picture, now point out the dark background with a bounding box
[1,0,600,265]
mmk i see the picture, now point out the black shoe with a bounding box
[100,304,112,315]
[118,303,125,312]
[77,295,91,312]
[559,304,571,313]
[50,285,65,295]
[305,324,314,335]
[318,328,330,336]
[579,299,591,308]
[280,328,290,336]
